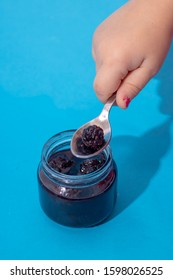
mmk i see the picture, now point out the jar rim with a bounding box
[41,129,114,186]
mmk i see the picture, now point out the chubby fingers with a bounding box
[93,61,128,104]
[116,65,154,108]
[94,60,154,109]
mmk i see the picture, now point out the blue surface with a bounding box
[0,0,173,260]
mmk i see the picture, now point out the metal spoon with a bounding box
[70,93,117,158]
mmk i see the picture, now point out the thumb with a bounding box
[116,66,153,109]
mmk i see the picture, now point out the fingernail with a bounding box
[123,97,131,108]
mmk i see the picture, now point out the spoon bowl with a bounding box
[71,93,117,158]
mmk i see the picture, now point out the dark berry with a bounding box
[76,137,93,155]
[49,156,73,173]
[80,157,106,174]
[82,125,105,151]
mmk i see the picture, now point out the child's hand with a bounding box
[92,0,173,109]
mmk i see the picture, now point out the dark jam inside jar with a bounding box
[48,149,106,175]
[37,130,117,227]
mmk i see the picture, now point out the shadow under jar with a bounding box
[37,130,118,227]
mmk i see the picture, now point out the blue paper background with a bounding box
[0,0,173,260]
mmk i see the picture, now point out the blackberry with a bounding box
[82,125,105,151]
[80,157,106,174]
[49,156,73,173]
[76,137,93,155]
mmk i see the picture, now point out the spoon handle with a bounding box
[99,93,117,120]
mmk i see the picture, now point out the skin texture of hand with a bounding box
[92,0,173,109]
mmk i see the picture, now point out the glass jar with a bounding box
[37,130,117,227]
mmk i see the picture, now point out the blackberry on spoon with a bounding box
[71,93,117,158]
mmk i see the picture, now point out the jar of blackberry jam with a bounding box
[37,130,117,227]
